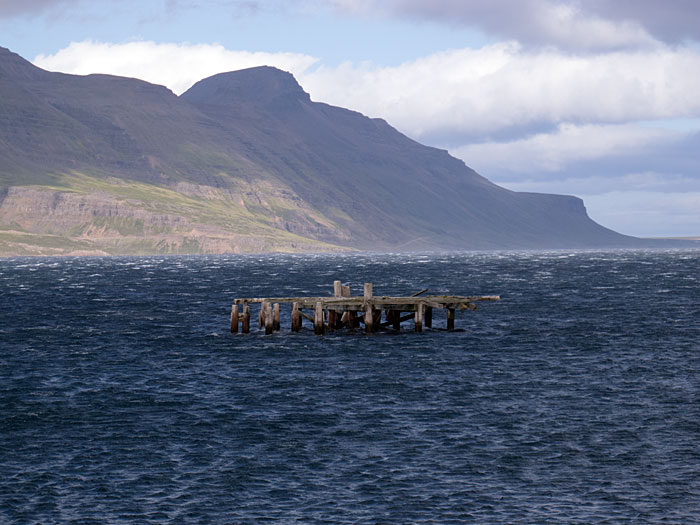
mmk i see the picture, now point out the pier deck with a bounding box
[231,281,499,335]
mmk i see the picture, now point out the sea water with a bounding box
[1,250,699,522]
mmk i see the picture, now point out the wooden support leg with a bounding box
[230,304,239,333]
[347,311,356,333]
[328,309,337,330]
[314,301,325,335]
[273,303,280,332]
[415,303,424,333]
[259,301,267,330]
[265,303,273,335]
[364,306,374,333]
[425,307,433,329]
[447,308,455,331]
[242,304,250,334]
[291,302,301,332]
[392,309,401,331]
[364,282,374,334]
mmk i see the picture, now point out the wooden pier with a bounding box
[231,281,499,335]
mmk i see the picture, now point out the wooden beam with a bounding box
[234,294,499,305]
[425,306,432,328]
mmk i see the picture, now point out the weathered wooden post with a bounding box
[242,303,250,334]
[314,301,325,335]
[447,308,455,331]
[328,280,342,329]
[265,302,273,335]
[391,309,401,331]
[273,303,280,332]
[364,282,374,333]
[291,302,301,332]
[340,285,352,329]
[425,307,433,329]
[415,303,424,332]
[231,304,239,333]
[259,301,267,330]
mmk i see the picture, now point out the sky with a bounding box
[1,0,699,237]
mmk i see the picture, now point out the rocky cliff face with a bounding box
[0,183,349,256]
[0,46,648,256]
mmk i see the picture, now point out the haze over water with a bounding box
[1,250,699,522]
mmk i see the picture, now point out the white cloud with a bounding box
[33,40,319,95]
[300,43,700,142]
[34,40,700,142]
[451,123,682,175]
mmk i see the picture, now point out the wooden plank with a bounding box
[234,295,499,305]
[379,313,414,328]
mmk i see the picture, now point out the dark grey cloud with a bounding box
[587,0,700,44]
[345,0,700,50]
[0,0,76,17]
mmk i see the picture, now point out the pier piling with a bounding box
[265,303,273,335]
[242,303,250,333]
[231,304,239,333]
[314,301,325,335]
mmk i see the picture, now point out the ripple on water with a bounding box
[0,250,699,522]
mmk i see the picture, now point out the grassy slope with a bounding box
[0,171,350,256]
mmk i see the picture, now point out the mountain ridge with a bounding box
[1,46,689,256]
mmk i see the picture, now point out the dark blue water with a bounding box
[1,250,699,523]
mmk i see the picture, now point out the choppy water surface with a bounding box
[1,250,699,523]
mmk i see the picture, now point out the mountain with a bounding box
[0,46,674,256]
